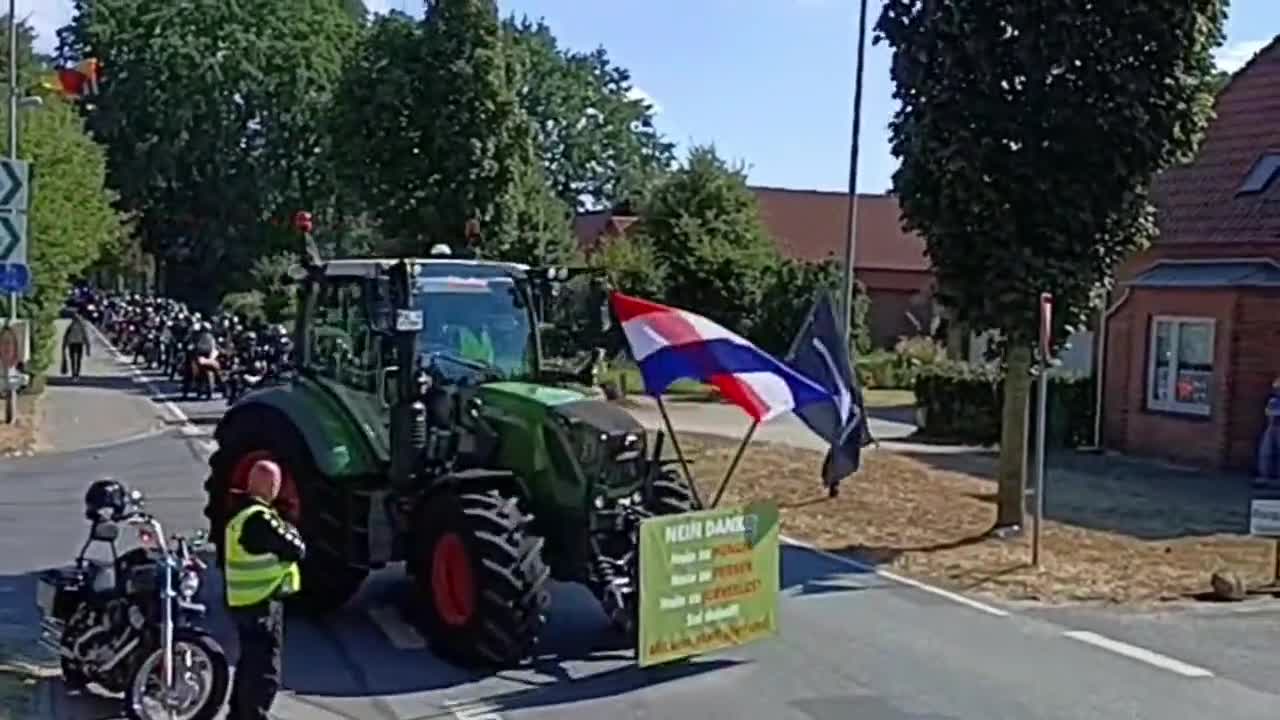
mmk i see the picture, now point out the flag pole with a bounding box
[655,395,703,509]
[711,419,760,508]
[785,291,822,361]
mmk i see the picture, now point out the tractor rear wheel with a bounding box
[413,489,550,667]
[203,409,368,615]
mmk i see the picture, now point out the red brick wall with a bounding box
[1226,288,1280,470]
[1103,288,1237,468]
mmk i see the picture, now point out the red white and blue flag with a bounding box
[611,292,831,423]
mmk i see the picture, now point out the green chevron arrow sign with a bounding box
[0,213,26,263]
[0,160,28,212]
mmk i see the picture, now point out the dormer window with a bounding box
[1237,152,1280,195]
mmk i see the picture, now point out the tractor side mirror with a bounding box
[368,277,395,333]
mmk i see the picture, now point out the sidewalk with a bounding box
[36,320,168,453]
[619,394,983,455]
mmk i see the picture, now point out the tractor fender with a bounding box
[220,382,381,479]
[431,468,532,503]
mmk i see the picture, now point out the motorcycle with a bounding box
[36,481,229,720]
[182,344,221,401]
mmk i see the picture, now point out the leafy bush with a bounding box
[856,350,907,389]
[855,335,947,390]
[914,363,1004,444]
[220,291,267,323]
[894,335,947,367]
[914,363,1097,447]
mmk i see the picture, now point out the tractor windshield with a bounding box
[412,264,537,381]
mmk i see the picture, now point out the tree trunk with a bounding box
[995,344,1032,531]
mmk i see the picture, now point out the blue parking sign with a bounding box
[0,263,30,294]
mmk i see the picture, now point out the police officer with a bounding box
[224,460,305,720]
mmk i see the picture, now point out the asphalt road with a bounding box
[2,336,1278,719]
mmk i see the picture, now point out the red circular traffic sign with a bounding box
[0,326,17,370]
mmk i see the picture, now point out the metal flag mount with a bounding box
[654,396,705,510]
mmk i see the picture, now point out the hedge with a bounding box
[914,362,1096,448]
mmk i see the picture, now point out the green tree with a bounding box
[503,17,674,211]
[5,89,125,380]
[588,234,667,299]
[876,0,1226,531]
[3,20,124,380]
[752,259,872,358]
[58,0,358,306]
[331,2,548,260]
[636,145,777,336]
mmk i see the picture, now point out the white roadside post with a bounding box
[1248,498,1280,589]
[1032,292,1053,568]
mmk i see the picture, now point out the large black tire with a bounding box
[648,469,698,515]
[123,628,229,720]
[203,408,368,615]
[412,489,550,668]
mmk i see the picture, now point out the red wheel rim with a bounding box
[227,450,301,524]
[430,533,476,627]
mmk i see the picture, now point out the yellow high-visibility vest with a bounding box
[224,503,301,607]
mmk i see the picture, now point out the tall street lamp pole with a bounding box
[5,3,42,424]
[840,0,871,346]
[7,0,16,329]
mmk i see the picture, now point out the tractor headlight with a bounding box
[179,569,201,599]
[594,495,606,510]
[614,433,642,462]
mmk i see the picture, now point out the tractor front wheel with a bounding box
[413,489,550,667]
[203,409,368,615]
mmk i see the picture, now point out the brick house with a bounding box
[1101,37,1280,471]
[574,187,934,347]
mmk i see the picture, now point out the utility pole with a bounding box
[839,0,870,346]
[4,0,17,425]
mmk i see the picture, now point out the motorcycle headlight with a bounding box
[179,569,200,599]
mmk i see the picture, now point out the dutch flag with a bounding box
[611,292,831,423]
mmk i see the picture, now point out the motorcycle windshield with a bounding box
[412,266,536,382]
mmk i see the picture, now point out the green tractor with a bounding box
[202,252,698,666]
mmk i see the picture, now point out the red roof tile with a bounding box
[572,188,932,275]
[750,187,930,272]
[1155,35,1280,246]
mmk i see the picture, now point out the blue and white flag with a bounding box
[785,291,871,494]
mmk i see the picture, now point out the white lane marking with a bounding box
[779,534,1010,617]
[445,699,504,720]
[89,323,194,429]
[270,692,354,720]
[194,439,218,463]
[1063,630,1214,678]
[367,604,428,650]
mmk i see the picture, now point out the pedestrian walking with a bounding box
[223,460,305,720]
[62,312,91,379]
[1255,377,1280,489]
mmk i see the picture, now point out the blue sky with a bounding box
[26,0,1278,194]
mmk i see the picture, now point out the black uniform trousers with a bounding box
[66,343,85,378]
[227,598,284,720]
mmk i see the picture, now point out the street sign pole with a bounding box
[1032,292,1053,568]
[4,0,17,425]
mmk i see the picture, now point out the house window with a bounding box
[1147,316,1215,416]
[1237,152,1280,195]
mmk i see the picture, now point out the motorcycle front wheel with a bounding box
[123,628,229,720]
